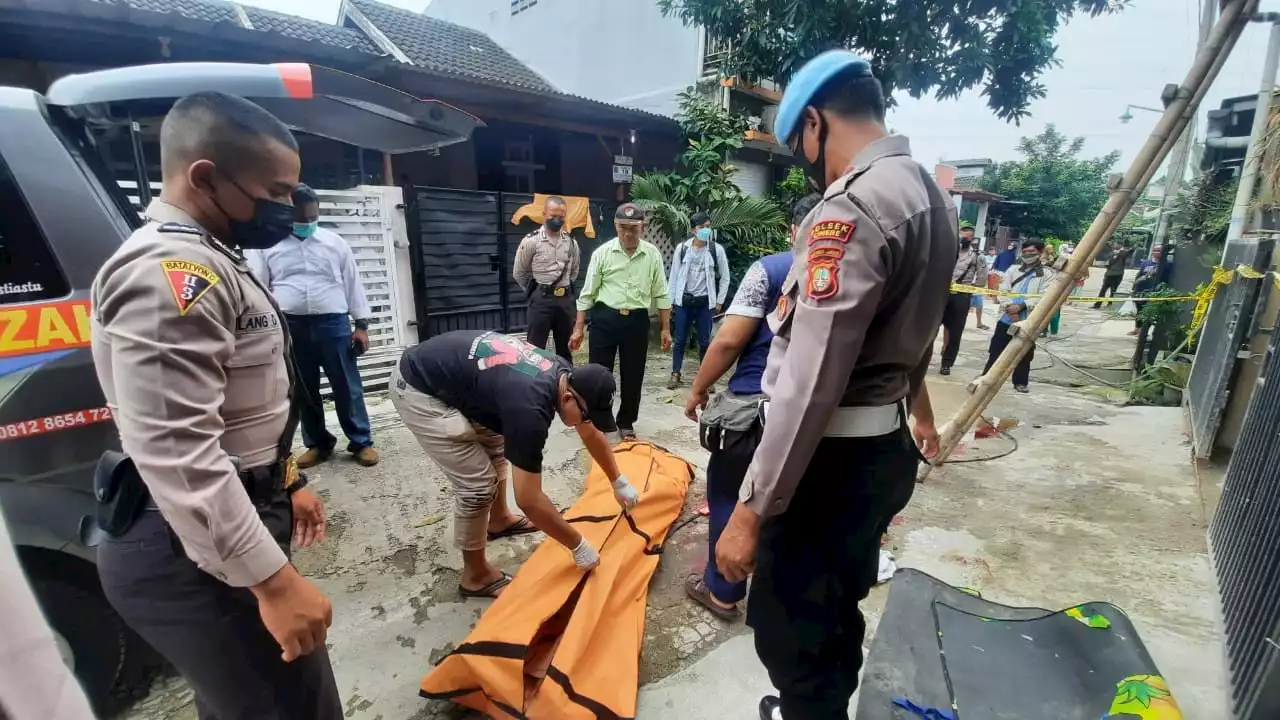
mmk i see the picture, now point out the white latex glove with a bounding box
[572,537,600,571]
[611,474,639,512]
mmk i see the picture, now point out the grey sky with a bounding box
[243,0,1268,173]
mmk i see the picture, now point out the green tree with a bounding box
[981,125,1120,240]
[630,89,787,282]
[658,0,1125,123]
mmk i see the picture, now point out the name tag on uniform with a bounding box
[237,311,280,334]
[553,287,567,297]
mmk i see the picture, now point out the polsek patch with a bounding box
[161,259,220,316]
[805,246,844,301]
[807,219,855,246]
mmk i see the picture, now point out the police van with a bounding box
[0,62,477,711]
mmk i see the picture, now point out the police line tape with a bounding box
[949,263,1280,344]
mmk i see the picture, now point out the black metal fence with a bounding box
[1186,238,1274,457]
[1211,317,1280,719]
[404,187,618,340]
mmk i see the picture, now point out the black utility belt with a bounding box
[92,452,304,539]
[529,282,575,298]
[681,293,710,308]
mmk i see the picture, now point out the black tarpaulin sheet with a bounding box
[855,569,1184,720]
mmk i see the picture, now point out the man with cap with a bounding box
[712,51,956,720]
[389,330,638,597]
[570,203,673,440]
[91,92,339,717]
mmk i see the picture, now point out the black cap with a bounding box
[615,203,644,223]
[567,364,617,433]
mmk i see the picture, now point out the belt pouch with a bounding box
[93,450,149,537]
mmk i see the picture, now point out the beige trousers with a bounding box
[390,364,509,551]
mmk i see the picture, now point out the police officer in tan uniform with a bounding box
[91,92,340,718]
[712,52,956,720]
[513,195,580,362]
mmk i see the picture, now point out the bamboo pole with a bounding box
[923,0,1260,477]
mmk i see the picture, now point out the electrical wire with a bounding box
[943,415,1021,464]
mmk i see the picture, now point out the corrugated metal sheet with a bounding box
[1211,318,1280,719]
[411,187,508,336]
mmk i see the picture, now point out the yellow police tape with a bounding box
[950,263,1280,344]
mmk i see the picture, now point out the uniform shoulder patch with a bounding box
[807,219,856,246]
[805,246,845,301]
[161,259,221,316]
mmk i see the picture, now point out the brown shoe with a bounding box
[667,372,682,389]
[352,446,379,467]
[296,447,330,469]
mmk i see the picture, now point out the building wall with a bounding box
[392,141,479,190]
[426,0,701,117]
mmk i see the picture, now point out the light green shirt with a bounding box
[576,238,672,311]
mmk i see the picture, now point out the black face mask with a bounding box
[546,216,565,232]
[792,113,830,193]
[960,238,972,249]
[212,175,296,250]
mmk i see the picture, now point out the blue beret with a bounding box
[773,50,873,144]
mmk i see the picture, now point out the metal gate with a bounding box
[406,187,617,340]
[1186,237,1274,457]
[1211,318,1280,719]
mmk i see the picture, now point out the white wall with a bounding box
[427,0,702,117]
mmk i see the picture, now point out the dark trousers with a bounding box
[672,300,714,374]
[98,503,342,719]
[526,289,575,363]
[704,423,762,603]
[985,321,1035,387]
[587,304,649,431]
[286,313,372,452]
[940,292,972,368]
[747,430,918,720]
[1093,274,1124,308]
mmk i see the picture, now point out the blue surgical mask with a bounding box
[695,227,713,242]
[293,221,318,239]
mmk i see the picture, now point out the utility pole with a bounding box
[1131,0,1217,375]
[924,0,1260,477]
[1223,13,1280,257]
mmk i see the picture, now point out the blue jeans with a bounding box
[286,314,373,452]
[704,424,760,603]
[672,301,713,374]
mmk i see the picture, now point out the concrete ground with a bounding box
[119,267,1227,719]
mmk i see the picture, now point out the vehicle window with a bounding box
[0,157,71,305]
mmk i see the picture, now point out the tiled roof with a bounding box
[87,0,381,55]
[347,0,557,94]
[242,6,380,54]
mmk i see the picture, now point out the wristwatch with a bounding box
[354,318,370,331]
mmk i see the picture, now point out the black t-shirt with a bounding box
[399,330,568,473]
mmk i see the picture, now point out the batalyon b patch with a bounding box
[161,260,221,316]
[805,246,845,301]
[807,219,855,246]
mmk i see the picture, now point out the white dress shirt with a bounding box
[246,226,371,319]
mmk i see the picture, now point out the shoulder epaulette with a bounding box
[157,222,204,236]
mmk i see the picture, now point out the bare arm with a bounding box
[577,423,621,480]
[511,467,582,550]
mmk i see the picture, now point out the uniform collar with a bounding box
[823,135,913,200]
[144,199,208,231]
[539,226,566,242]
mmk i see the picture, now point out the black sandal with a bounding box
[459,571,512,599]
[487,516,538,541]
[684,573,740,620]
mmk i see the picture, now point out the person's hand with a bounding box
[572,537,600,571]
[1003,303,1022,315]
[291,487,326,548]
[660,328,673,351]
[569,326,585,352]
[716,504,761,583]
[352,328,369,356]
[684,387,710,422]
[912,420,940,460]
[252,565,333,662]
[611,474,639,512]
[715,304,723,315]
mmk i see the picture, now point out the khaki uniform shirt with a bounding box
[513,226,580,290]
[91,200,291,587]
[740,135,957,517]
